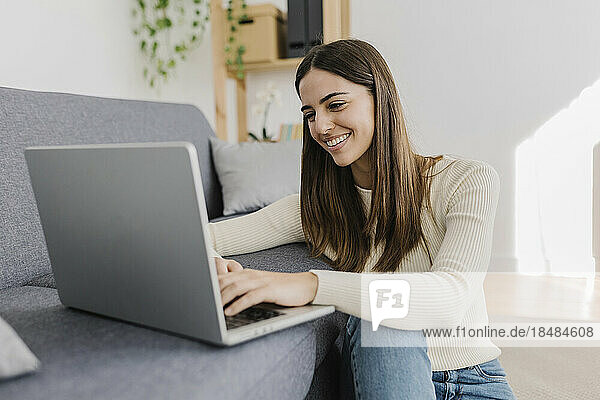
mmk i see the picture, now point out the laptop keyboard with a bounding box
[225,305,283,330]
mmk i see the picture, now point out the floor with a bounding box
[483,273,600,399]
[484,272,600,322]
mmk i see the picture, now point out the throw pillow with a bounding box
[0,316,40,380]
[209,137,302,216]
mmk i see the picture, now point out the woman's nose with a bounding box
[314,115,335,136]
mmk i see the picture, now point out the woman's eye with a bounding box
[303,103,344,121]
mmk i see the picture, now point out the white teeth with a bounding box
[326,133,350,147]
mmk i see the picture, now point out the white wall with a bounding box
[0,1,216,128]
[3,1,600,275]
[350,0,600,276]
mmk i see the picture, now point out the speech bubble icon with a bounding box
[369,279,410,331]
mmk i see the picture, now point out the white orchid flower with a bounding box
[273,91,282,106]
[251,103,266,117]
[256,90,269,102]
[266,81,277,92]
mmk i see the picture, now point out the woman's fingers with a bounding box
[227,261,243,272]
[224,287,270,316]
[221,277,264,306]
[214,258,228,275]
[218,268,258,290]
[214,258,243,275]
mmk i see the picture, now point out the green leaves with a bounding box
[225,0,248,80]
[144,23,156,37]
[133,0,209,89]
[154,0,169,10]
[156,17,172,29]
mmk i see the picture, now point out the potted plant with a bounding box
[131,0,249,88]
[248,81,282,142]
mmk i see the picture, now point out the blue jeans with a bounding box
[340,316,518,400]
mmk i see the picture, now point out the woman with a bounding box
[209,39,517,400]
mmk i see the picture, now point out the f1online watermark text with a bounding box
[422,324,597,340]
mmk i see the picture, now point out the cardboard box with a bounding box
[237,4,287,63]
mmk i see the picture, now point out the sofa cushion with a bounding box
[208,136,302,216]
[0,316,40,380]
[0,286,317,400]
[209,212,253,223]
[0,86,223,290]
[25,242,349,368]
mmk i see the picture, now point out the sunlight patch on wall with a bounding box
[516,78,600,277]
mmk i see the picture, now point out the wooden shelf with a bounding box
[211,0,350,142]
[227,57,302,73]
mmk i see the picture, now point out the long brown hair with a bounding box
[295,39,455,273]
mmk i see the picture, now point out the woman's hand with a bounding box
[213,257,318,316]
[214,257,244,275]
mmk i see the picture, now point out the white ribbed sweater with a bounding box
[207,155,502,371]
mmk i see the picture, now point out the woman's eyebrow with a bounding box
[300,91,349,112]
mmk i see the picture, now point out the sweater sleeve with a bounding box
[204,222,223,259]
[206,193,305,257]
[309,162,500,330]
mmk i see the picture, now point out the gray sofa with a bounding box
[0,86,348,400]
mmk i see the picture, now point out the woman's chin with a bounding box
[331,153,353,167]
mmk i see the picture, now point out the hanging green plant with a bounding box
[225,0,249,80]
[132,0,210,89]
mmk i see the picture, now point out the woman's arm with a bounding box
[205,194,313,315]
[207,193,305,257]
[310,162,500,330]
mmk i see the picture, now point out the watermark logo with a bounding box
[369,279,410,331]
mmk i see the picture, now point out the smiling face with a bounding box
[298,68,375,184]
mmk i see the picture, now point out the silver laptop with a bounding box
[24,142,334,346]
